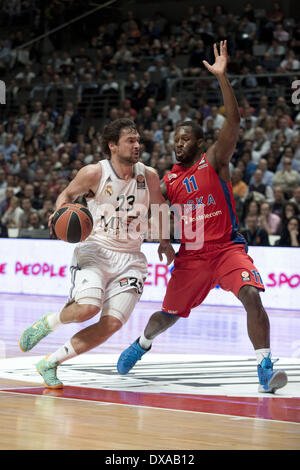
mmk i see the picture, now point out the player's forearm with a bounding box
[55,188,77,210]
[217,74,240,125]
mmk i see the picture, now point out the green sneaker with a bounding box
[36,355,63,389]
[19,314,53,352]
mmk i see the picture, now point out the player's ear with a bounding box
[108,141,116,152]
[197,138,204,149]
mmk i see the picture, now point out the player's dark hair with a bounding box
[175,120,204,140]
[101,118,138,157]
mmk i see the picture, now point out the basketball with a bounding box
[52,203,93,243]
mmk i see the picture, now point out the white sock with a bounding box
[139,332,153,350]
[255,348,271,364]
[47,340,77,365]
[47,312,63,331]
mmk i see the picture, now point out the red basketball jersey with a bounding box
[163,153,246,248]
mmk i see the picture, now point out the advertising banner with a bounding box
[0,239,299,310]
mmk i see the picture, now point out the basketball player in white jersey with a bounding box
[19,118,175,388]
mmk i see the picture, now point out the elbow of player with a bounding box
[229,117,240,135]
[230,113,241,126]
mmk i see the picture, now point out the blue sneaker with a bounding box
[257,354,288,393]
[117,338,150,375]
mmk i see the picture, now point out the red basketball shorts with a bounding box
[162,242,265,318]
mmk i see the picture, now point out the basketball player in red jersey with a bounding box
[118,41,288,393]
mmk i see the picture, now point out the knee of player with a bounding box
[99,315,123,335]
[75,303,100,322]
[239,285,263,309]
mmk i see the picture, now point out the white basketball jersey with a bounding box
[85,160,150,253]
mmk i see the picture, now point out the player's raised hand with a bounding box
[203,40,228,77]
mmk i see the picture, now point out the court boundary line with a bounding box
[1,388,299,426]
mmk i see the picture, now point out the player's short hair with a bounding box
[101,118,138,157]
[175,120,204,140]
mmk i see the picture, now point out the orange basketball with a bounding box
[52,203,93,243]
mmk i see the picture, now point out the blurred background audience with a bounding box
[0,0,299,246]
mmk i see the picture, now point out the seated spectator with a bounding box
[268,2,284,25]
[272,157,300,198]
[137,106,156,130]
[124,73,140,102]
[271,185,287,216]
[249,169,274,203]
[251,127,271,162]
[250,158,274,187]
[264,117,278,142]
[265,39,286,57]
[111,44,134,71]
[203,105,225,132]
[289,186,300,211]
[100,72,119,95]
[280,50,300,71]
[275,117,294,144]
[236,16,256,50]
[267,142,282,168]
[16,63,36,85]
[18,197,36,229]
[156,106,174,129]
[279,201,300,231]
[258,201,281,235]
[241,214,270,246]
[17,157,36,183]
[0,134,18,161]
[1,196,24,228]
[8,151,21,175]
[273,104,294,129]
[242,199,260,224]
[240,149,257,183]
[166,60,183,81]
[255,107,271,130]
[276,216,300,247]
[231,168,248,202]
[27,212,45,231]
[277,146,300,172]
[273,23,290,43]
[184,39,208,76]
[164,97,181,128]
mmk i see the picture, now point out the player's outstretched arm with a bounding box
[203,41,240,170]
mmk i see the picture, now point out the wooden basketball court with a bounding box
[0,294,299,450]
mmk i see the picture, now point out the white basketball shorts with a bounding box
[67,242,148,312]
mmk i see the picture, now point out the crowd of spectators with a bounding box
[0,1,300,247]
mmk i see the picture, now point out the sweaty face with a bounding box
[116,128,140,164]
[174,127,200,165]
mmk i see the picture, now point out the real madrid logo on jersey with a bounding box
[104,185,113,196]
[136,174,145,189]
